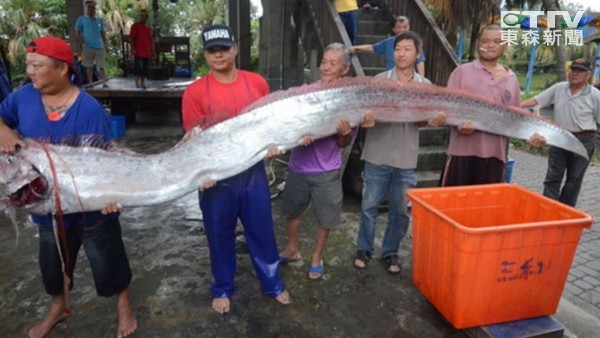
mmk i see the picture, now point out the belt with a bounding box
[571,130,597,137]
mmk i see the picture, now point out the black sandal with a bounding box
[382,255,402,275]
[353,250,372,269]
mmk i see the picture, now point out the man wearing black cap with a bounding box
[182,24,290,314]
[0,36,137,338]
[522,59,600,206]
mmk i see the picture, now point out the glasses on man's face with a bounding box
[205,46,231,54]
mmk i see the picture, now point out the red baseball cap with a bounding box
[26,36,76,73]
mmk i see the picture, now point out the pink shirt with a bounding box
[446,60,521,162]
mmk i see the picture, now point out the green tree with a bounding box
[423,0,501,60]
[0,0,67,66]
[505,0,573,81]
[160,0,226,73]
[0,0,236,78]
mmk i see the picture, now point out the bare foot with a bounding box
[274,290,291,305]
[28,298,69,338]
[353,258,367,269]
[117,289,138,338]
[212,297,231,314]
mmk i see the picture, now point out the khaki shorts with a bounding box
[82,44,106,68]
[281,169,343,229]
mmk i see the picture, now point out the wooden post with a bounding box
[228,0,252,70]
[66,0,85,53]
[258,0,304,90]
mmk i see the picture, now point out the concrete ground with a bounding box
[507,147,600,338]
[0,110,599,337]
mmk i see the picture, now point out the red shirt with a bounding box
[130,22,153,58]
[181,70,270,131]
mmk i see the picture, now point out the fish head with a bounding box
[0,153,49,209]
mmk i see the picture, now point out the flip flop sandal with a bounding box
[308,261,324,280]
[353,250,371,269]
[279,254,302,265]
[382,255,402,275]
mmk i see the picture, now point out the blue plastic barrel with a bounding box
[110,115,126,138]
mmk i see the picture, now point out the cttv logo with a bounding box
[500,10,585,29]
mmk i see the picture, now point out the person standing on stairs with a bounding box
[349,15,426,76]
[333,0,359,45]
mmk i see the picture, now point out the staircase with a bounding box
[354,8,389,76]
[259,0,457,192]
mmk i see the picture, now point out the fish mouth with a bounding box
[8,176,49,208]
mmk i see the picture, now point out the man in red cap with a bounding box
[522,58,600,206]
[0,36,137,338]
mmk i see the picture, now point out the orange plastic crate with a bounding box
[407,183,593,329]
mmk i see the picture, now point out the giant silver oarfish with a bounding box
[0,77,588,215]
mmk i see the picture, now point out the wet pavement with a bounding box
[0,110,599,337]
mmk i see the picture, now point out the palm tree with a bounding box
[99,0,150,34]
[0,0,67,65]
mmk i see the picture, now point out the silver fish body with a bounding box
[0,77,588,215]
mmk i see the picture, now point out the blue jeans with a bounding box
[543,133,595,207]
[338,10,358,45]
[357,162,417,258]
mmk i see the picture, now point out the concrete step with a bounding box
[419,126,450,147]
[416,170,442,188]
[356,34,388,45]
[355,53,386,68]
[417,145,447,172]
[356,20,391,35]
[363,66,386,76]
[357,7,387,21]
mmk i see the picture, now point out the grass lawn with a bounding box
[515,71,558,99]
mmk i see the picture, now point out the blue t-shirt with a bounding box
[0,83,115,228]
[75,15,105,49]
[372,36,426,70]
